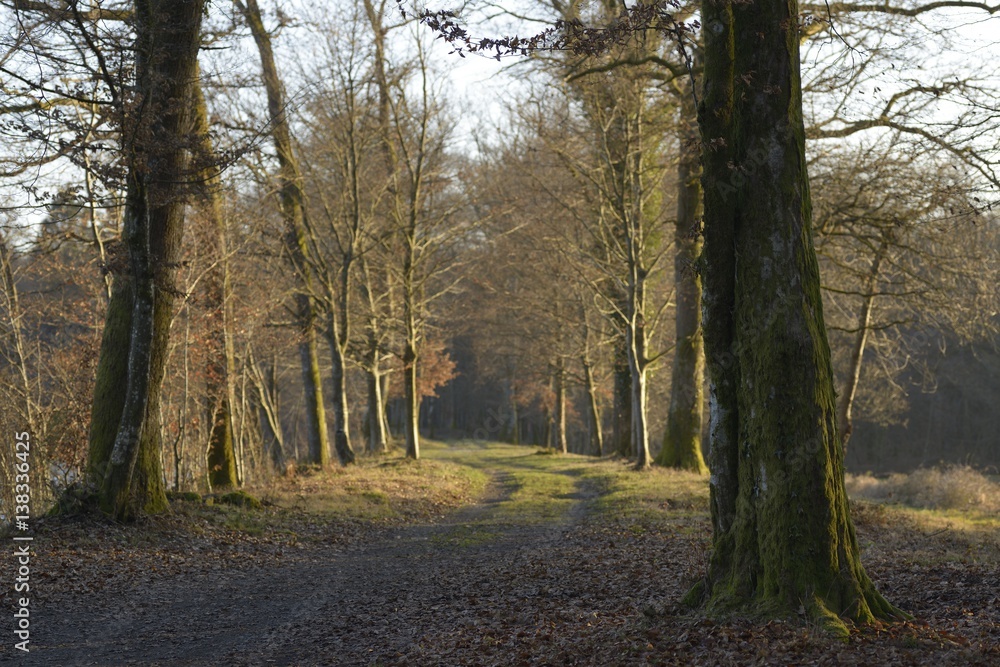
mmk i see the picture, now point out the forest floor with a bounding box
[1,440,998,666]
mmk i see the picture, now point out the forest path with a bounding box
[17,443,614,666]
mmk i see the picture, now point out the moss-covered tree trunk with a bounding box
[238,0,331,467]
[658,97,708,474]
[691,0,901,634]
[87,0,206,520]
[193,73,239,491]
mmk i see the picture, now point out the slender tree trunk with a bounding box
[250,348,285,471]
[193,74,239,490]
[658,97,708,474]
[238,0,330,467]
[554,357,568,454]
[691,0,901,634]
[612,335,632,457]
[626,324,650,468]
[837,235,888,455]
[403,337,420,459]
[583,357,604,456]
[88,0,205,519]
[326,307,356,465]
[365,354,388,454]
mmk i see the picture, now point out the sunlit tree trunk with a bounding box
[326,303,356,465]
[237,0,330,466]
[88,0,206,519]
[691,0,901,634]
[837,234,889,455]
[553,357,568,454]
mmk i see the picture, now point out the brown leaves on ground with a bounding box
[0,450,997,666]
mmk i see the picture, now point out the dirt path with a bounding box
[6,446,998,666]
[16,468,605,666]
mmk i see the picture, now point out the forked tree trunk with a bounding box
[193,75,239,491]
[658,97,707,474]
[327,312,356,465]
[691,0,901,635]
[837,234,888,455]
[87,0,205,520]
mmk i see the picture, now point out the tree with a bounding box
[655,82,708,474]
[87,0,208,519]
[192,73,239,490]
[236,0,344,466]
[690,0,901,632]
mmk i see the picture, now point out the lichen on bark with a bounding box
[691,0,903,635]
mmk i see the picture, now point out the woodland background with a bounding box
[0,0,998,515]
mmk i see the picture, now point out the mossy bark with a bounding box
[87,0,204,520]
[193,74,239,491]
[239,0,331,467]
[658,100,707,475]
[693,0,902,634]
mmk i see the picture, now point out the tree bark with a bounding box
[691,0,901,634]
[658,95,708,474]
[87,0,205,520]
[837,234,888,455]
[365,351,389,454]
[238,0,331,467]
[583,356,604,456]
[611,335,632,456]
[554,357,568,454]
[403,337,420,459]
[193,73,239,491]
[326,306,356,465]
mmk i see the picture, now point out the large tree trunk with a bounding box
[238,0,331,467]
[691,0,901,634]
[193,74,239,491]
[658,98,708,474]
[87,0,205,520]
